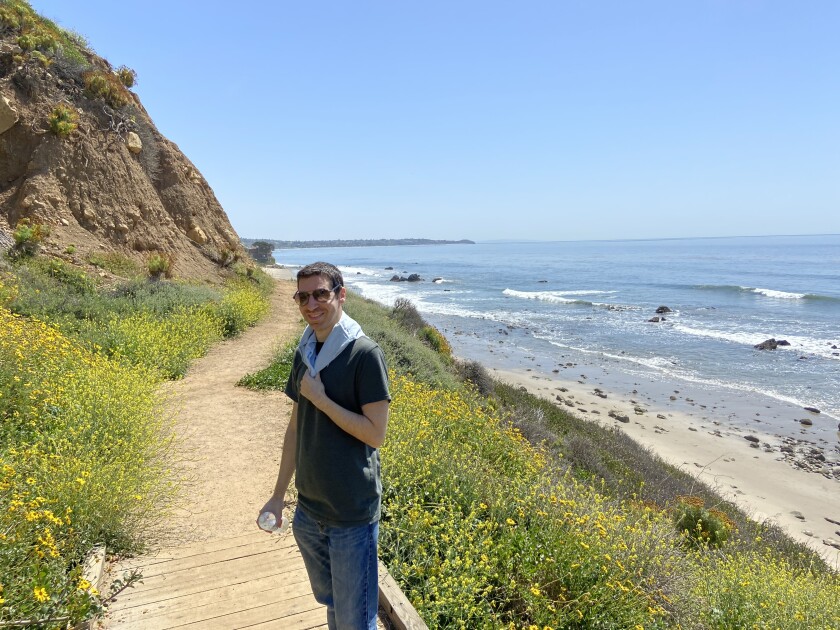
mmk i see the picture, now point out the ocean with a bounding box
[274,234,840,445]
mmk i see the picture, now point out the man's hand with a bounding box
[300,371,327,409]
[257,495,286,533]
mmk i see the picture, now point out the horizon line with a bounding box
[249,232,839,246]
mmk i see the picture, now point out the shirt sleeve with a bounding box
[284,349,303,402]
[357,344,391,407]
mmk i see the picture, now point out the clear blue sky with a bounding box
[32,1,839,242]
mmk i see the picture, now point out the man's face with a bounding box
[297,273,345,340]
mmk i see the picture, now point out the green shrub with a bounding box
[87,251,141,278]
[17,29,57,52]
[381,374,682,628]
[231,263,274,296]
[673,496,733,549]
[38,258,95,294]
[454,358,494,396]
[146,251,173,280]
[213,281,270,337]
[418,324,452,359]
[0,273,18,307]
[115,65,136,88]
[83,70,131,108]
[390,297,426,334]
[1,1,88,70]
[238,339,298,390]
[29,48,50,67]
[10,218,48,258]
[52,28,91,78]
[48,103,78,137]
[103,279,220,317]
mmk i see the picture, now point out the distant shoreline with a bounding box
[243,238,475,249]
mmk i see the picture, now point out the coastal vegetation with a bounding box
[243,292,840,628]
[0,250,271,626]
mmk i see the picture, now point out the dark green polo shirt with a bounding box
[285,336,390,526]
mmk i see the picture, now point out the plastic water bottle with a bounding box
[258,511,290,533]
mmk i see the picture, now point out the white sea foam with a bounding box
[503,289,594,304]
[765,333,840,360]
[746,287,806,300]
[411,296,507,321]
[347,281,405,307]
[671,325,839,360]
[541,340,680,372]
[553,289,616,296]
[673,324,769,347]
[338,265,385,278]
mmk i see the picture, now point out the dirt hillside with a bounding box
[1,3,247,283]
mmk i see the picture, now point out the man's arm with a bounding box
[299,373,389,448]
[258,404,298,524]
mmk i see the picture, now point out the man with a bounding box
[260,261,390,630]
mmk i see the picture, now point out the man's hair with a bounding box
[297,261,344,289]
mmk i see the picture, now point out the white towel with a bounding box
[298,312,365,377]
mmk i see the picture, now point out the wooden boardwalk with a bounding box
[101,530,427,630]
[103,531,329,629]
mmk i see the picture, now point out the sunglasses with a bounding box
[292,286,342,305]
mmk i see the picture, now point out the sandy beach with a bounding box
[491,364,840,569]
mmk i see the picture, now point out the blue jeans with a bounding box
[293,506,379,630]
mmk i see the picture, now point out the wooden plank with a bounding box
[118,535,297,578]
[111,587,323,630]
[378,562,428,630]
[245,613,329,630]
[116,532,289,571]
[109,548,308,609]
[108,570,315,625]
[170,597,326,629]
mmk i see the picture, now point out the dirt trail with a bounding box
[159,270,300,544]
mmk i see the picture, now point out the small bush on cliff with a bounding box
[10,218,48,258]
[116,65,137,87]
[418,324,452,360]
[48,103,78,137]
[28,48,49,67]
[83,69,131,108]
[146,252,174,281]
[454,358,494,396]
[217,246,239,268]
[390,297,425,334]
[674,495,734,549]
